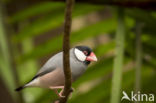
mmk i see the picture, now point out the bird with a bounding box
[15,46,97,97]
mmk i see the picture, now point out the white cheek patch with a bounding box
[74,48,86,61]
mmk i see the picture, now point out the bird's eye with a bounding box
[83,51,88,55]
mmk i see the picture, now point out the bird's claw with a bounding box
[59,93,65,98]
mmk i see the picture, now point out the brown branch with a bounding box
[58,0,74,103]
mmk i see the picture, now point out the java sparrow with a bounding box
[15,46,97,97]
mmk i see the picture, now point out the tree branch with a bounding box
[58,0,74,103]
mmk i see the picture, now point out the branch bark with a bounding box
[59,0,74,103]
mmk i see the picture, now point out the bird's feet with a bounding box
[59,87,74,98]
[50,86,74,98]
[56,87,74,98]
[59,93,65,98]
[58,89,65,98]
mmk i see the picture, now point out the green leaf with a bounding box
[126,9,156,35]
[12,12,64,42]
[95,41,115,57]
[18,17,116,63]
[9,2,65,23]
[12,4,103,43]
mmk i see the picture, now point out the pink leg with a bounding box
[49,86,64,89]
[58,87,74,98]
[59,89,64,97]
[49,86,65,98]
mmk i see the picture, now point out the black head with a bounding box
[74,46,97,65]
[75,46,92,56]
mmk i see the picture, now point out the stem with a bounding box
[111,8,125,103]
[135,22,143,98]
[59,0,74,103]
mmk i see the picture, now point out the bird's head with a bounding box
[74,46,97,65]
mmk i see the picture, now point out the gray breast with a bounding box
[69,49,87,81]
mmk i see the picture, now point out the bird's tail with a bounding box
[15,78,37,91]
[15,75,39,91]
[15,85,25,91]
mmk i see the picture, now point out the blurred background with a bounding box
[0,0,156,103]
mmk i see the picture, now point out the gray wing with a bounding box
[32,52,63,80]
[31,48,87,81]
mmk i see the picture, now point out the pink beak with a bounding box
[86,52,98,62]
